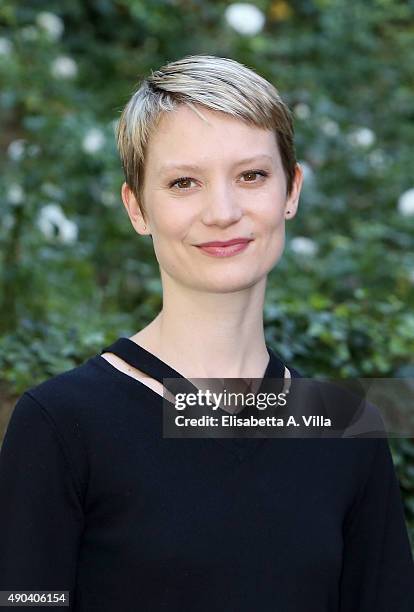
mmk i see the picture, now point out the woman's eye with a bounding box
[168,170,269,191]
[169,177,196,190]
[241,170,269,183]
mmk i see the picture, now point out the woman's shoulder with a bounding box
[7,353,123,453]
[1,360,100,505]
[22,355,103,417]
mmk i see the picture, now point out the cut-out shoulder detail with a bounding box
[100,351,292,400]
[100,352,168,400]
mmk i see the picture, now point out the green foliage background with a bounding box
[1,0,414,546]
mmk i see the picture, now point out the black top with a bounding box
[0,337,413,611]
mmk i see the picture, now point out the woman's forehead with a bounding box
[147,106,279,170]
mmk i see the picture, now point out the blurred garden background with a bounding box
[1,0,414,545]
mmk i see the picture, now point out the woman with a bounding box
[0,55,413,611]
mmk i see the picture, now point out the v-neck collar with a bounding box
[98,336,300,460]
[101,336,285,382]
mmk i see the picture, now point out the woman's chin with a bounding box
[182,271,267,294]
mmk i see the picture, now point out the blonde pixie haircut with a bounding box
[116,54,297,221]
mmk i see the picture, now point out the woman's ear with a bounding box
[121,182,151,236]
[284,163,304,220]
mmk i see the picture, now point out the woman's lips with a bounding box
[196,240,252,257]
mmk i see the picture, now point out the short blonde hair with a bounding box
[116,54,297,221]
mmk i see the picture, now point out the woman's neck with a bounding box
[130,282,270,379]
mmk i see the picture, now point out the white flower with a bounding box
[7,183,25,205]
[298,160,314,183]
[37,203,78,244]
[37,203,65,237]
[20,26,39,41]
[36,12,64,40]
[293,103,311,120]
[0,37,12,56]
[224,3,265,35]
[320,118,339,137]
[7,139,26,161]
[59,218,78,244]
[290,236,318,257]
[408,269,414,285]
[397,188,414,217]
[50,55,78,79]
[82,128,105,154]
[347,127,376,148]
[37,202,78,244]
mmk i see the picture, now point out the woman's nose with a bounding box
[201,185,243,227]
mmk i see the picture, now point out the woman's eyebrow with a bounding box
[159,154,274,174]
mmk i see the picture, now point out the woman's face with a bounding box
[122,104,303,293]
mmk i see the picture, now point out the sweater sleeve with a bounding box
[0,392,84,610]
[339,436,414,611]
